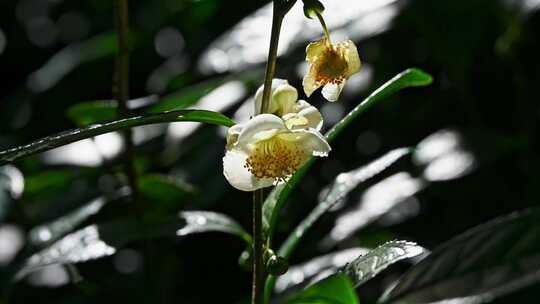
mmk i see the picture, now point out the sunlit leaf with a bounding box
[178,211,251,244]
[323,172,426,248]
[270,242,424,302]
[65,78,228,126]
[0,110,235,165]
[16,219,143,279]
[287,273,360,304]
[263,68,433,245]
[278,148,412,259]
[343,241,425,288]
[380,207,540,304]
[275,248,368,294]
[28,191,128,247]
[16,210,250,279]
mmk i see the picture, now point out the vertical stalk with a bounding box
[259,5,284,114]
[252,189,266,304]
[114,0,139,207]
[315,12,331,43]
[113,0,151,300]
[253,2,285,304]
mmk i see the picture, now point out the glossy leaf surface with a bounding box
[381,207,540,304]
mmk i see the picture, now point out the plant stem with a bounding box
[259,3,284,114]
[315,11,331,43]
[252,189,265,304]
[113,0,140,209]
[253,2,286,304]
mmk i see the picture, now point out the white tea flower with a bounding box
[303,38,361,102]
[223,114,330,191]
[255,79,323,131]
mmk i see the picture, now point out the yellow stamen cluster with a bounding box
[244,138,307,179]
[314,48,348,85]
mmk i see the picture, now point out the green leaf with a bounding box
[65,77,227,126]
[0,110,235,166]
[278,148,412,259]
[15,210,250,280]
[263,68,433,246]
[28,32,121,92]
[66,100,117,126]
[275,248,368,294]
[178,211,252,244]
[343,241,425,288]
[23,170,74,200]
[380,207,540,304]
[27,192,125,247]
[269,241,423,302]
[325,68,432,143]
[147,78,225,113]
[138,174,194,207]
[287,273,360,304]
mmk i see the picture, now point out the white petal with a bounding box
[237,114,285,149]
[278,129,331,157]
[321,81,345,102]
[295,100,323,131]
[223,150,274,191]
[303,71,321,97]
[293,129,331,156]
[226,123,244,149]
[254,79,292,114]
[273,84,298,115]
[305,38,327,63]
[282,113,309,130]
[337,39,361,76]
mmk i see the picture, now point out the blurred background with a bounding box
[0,0,539,303]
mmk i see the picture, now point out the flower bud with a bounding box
[266,254,289,276]
[303,0,325,19]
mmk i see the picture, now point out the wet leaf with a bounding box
[178,211,251,244]
[278,148,412,259]
[275,248,368,294]
[16,210,249,279]
[28,191,128,247]
[0,110,235,165]
[380,207,540,304]
[343,241,425,288]
[323,172,426,248]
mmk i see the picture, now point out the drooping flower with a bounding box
[255,79,323,131]
[302,37,361,102]
[223,114,330,191]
